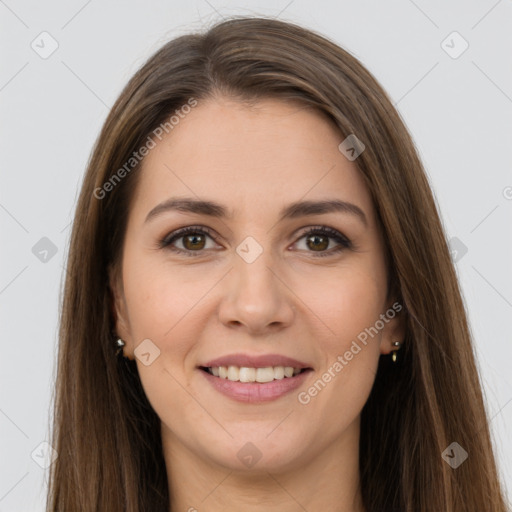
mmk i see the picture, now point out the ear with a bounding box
[108,262,133,359]
[379,299,406,355]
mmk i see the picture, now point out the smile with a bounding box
[199,366,312,403]
[201,365,307,382]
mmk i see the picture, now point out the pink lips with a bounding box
[200,368,311,403]
[198,353,313,403]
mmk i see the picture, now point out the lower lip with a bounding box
[199,368,312,403]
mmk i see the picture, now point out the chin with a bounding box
[202,429,309,473]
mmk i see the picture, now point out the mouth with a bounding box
[197,354,313,403]
[199,365,311,382]
[197,353,314,404]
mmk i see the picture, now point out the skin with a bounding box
[110,95,405,512]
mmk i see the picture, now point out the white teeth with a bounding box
[227,365,239,381]
[274,366,285,380]
[207,365,303,382]
[284,367,294,378]
[256,367,275,383]
[239,367,256,382]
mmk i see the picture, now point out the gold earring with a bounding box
[391,341,402,363]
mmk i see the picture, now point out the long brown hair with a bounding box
[47,16,510,512]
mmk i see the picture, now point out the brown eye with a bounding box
[182,233,206,250]
[160,225,352,258]
[160,226,218,256]
[305,233,329,251]
[294,226,352,257]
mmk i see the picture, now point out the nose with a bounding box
[217,246,295,336]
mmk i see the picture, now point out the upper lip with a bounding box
[201,353,312,369]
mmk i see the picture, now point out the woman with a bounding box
[47,16,510,512]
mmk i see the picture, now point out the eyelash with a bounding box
[159,225,353,258]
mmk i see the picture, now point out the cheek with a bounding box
[123,243,387,375]
[121,258,208,424]
[301,266,385,406]
[307,261,386,345]
[122,254,211,342]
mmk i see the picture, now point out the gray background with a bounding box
[1,0,511,510]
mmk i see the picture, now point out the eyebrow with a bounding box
[145,197,367,227]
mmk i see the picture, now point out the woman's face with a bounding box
[111,96,403,473]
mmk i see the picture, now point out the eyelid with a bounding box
[159,225,220,252]
[291,225,353,257]
[159,224,353,256]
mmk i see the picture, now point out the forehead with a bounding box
[130,96,375,226]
